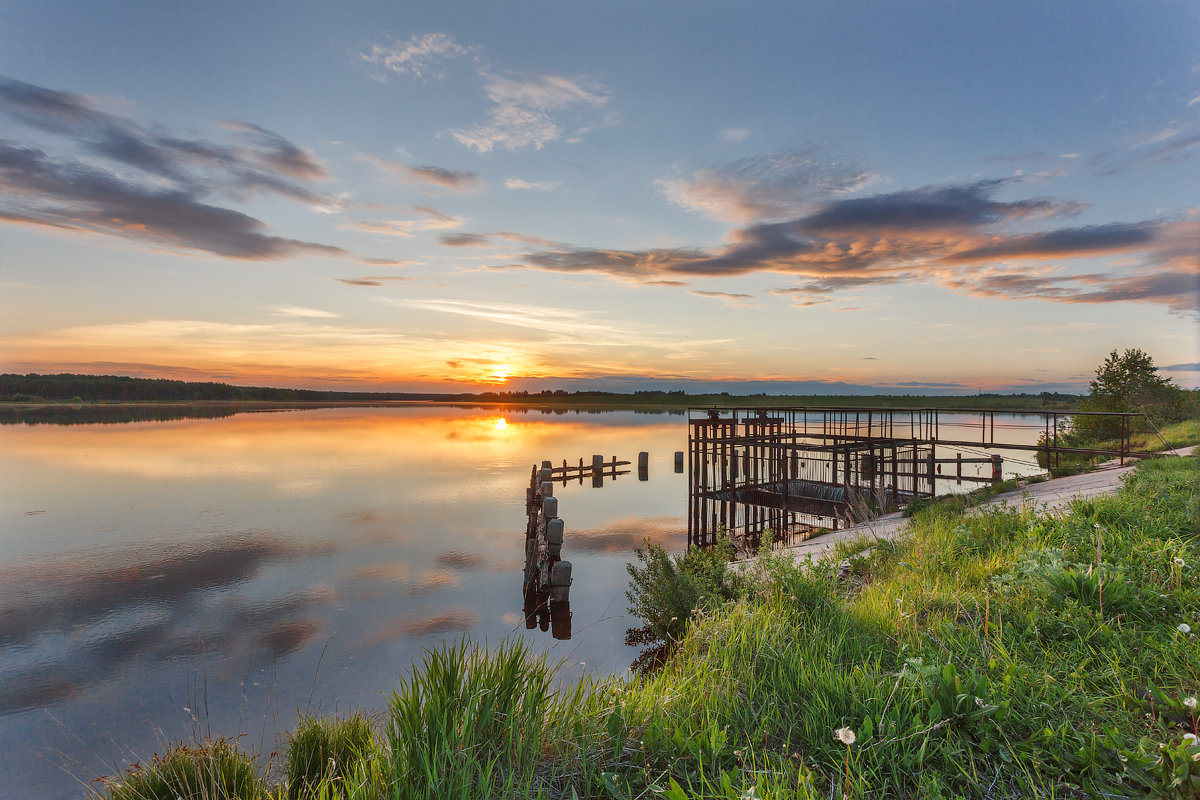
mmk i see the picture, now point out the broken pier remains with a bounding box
[687,406,1157,549]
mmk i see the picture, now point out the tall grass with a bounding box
[283,712,381,799]
[384,638,594,800]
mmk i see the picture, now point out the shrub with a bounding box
[625,539,737,644]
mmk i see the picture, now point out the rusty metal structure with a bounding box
[687,407,1159,548]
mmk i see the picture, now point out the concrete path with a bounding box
[735,445,1195,567]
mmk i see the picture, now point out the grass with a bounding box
[93,453,1199,799]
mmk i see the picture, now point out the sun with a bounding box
[486,365,512,384]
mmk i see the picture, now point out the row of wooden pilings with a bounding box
[523,451,685,639]
[524,461,573,639]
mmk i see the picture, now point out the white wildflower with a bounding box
[1175,557,1186,567]
[834,726,857,745]
[1185,696,1198,710]
[1180,623,1193,635]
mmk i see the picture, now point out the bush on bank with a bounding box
[92,453,1199,799]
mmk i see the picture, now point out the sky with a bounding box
[0,0,1197,394]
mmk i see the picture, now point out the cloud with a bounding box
[451,72,610,153]
[657,144,876,224]
[0,140,345,259]
[1161,362,1200,371]
[359,152,482,192]
[690,290,755,306]
[360,32,477,82]
[341,205,463,237]
[505,177,561,191]
[440,232,493,247]
[0,78,330,197]
[334,276,412,287]
[0,77,353,260]
[493,179,1197,315]
[797,180,1079,233]
[272,305,341,318]
[719,127,751,143]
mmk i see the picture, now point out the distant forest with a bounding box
[0,373,1083,410]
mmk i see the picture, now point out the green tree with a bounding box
[1077,348,1190,439]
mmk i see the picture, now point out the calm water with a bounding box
[0,406,689,800]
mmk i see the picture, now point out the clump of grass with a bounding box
[283,712,380,799]
[385,638,590,800]
[94,739,265,800]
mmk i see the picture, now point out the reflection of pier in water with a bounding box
[688,406,1158,549]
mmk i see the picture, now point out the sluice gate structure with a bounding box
[687,407,1158,549]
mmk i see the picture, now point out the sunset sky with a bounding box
[1,1,1197,393]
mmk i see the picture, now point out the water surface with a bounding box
[0,406,688,799]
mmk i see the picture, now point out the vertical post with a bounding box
[638,451,649,481]
[956,452,962,485]
[591,454,604,488]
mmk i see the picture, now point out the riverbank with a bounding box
[90,449,1198,799]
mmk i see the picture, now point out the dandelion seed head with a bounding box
[1174,557,1186,567]
[834,726,857,745]
[1185,696,1198,709]
[1180,623,1193,634]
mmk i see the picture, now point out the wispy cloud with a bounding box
[359,32,478,82]
[333,276,412,287]
[690,290,755,306]
[272,305,341,318]
[440,233,493,247]
[341,206,463,237]
[505,177,561,191]
[358,152,482,193]
[719,127,751,143]
[656,144,875,224]
[451,73,610,153]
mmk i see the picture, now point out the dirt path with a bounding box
[736,445,1196,567]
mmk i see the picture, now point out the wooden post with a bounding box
[591,454,604,487]
[956,452,962,485]
[638,451,649,482]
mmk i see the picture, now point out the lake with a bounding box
[0,405,691,800]
[0,404,1047,800]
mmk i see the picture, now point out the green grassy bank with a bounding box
[93,453,1199,799]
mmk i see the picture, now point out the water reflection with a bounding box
[0,406,688,800]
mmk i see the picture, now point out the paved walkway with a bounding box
[735,445,1195,566]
